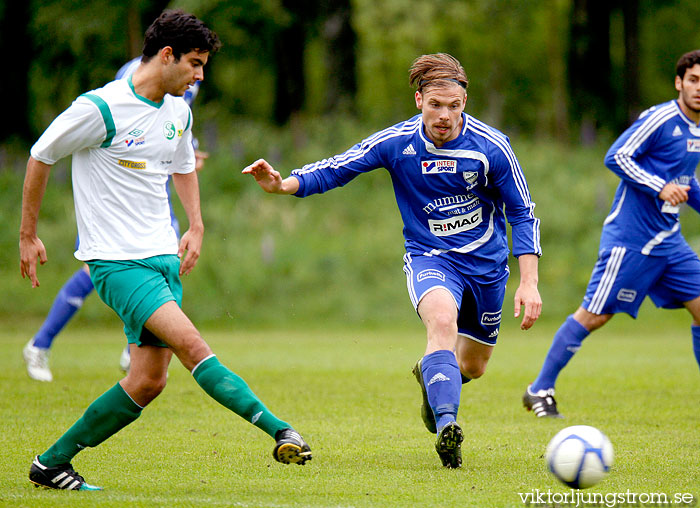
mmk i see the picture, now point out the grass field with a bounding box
[1,307,699,508]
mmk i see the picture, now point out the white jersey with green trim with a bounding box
[31,77,196,261]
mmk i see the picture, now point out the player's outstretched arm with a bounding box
[513,253,542,330]
[19,157,51,288]
[242,159,300,195]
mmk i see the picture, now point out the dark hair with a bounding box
[142,9,221,61]
[676,50,700,79]
[409,53,468,93]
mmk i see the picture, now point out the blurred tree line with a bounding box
[3,0,700,328]
[1,0,699,149]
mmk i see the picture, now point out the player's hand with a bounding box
[194,150,209,172]
[242,159,284,193]
[514,282,542,330]
[19,235,47,288]
[178,227,203,276]
[659,183,690,206]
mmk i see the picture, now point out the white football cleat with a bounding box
[23,340,53,382]
[119,345,131,373]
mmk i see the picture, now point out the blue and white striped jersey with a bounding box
[601,100,700,255]
[292,113,541,274]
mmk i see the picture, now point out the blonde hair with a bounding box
[409,53,468,93]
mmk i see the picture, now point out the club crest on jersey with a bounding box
[687,139,700,152]
[163,121,176,140]
[422,160,457,174]
[463,171,478,189]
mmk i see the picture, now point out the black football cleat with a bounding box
[435,421,463,469]
[412,358,437,434]
[522,386,563,418]
[29,455,102,491]
[273,428,312,465]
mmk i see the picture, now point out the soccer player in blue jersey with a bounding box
[244,53,542,468]
[523,49,700,418]
[21,10,310,491]
[22,58,209,381]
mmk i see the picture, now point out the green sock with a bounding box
[192,355,289,438]
[39,383,142,467]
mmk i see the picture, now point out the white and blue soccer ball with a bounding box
[545,425,614,489]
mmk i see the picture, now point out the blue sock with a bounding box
[692,325,700,373]
[421,350,461,431]
[32,269,94,349]
[530,315,590,393]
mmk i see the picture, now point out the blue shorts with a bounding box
[582,242,700,317]
[87,255,182,347]
[403,252,509,345]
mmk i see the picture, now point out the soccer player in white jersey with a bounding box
[20,10,310,491]
[21,56,208,382]
[244,53,542,468]
[523,49,700,418]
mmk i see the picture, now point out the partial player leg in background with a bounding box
[24,267,94,381]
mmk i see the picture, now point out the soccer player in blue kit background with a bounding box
[523,49,700,418]
[244,53,543,468]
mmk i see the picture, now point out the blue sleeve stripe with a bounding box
[293,118,420,176]
[80,93,116,147]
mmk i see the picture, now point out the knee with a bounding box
[427,311,458,337]
[458,358,486,379]
[573,308,612,332]
[583,314,611,332]
[128,374,167,405]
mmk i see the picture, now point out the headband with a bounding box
[418,78,467,90]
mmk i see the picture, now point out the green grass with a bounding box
[1,308,699,507]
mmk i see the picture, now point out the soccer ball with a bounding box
[545,425,614,489]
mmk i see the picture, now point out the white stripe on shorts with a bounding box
[588,246,626,314]
[403,253,418,308]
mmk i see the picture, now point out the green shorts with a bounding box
[87,255,183,347]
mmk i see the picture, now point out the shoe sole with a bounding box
[274,443,312,465]
[29,478,50,489]
[412,360,437,434]
[435,422,463,469]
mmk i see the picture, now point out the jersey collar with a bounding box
[128,75,164,108]
[419,112,469,148]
